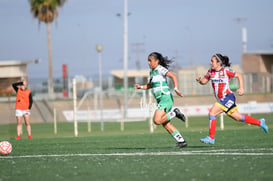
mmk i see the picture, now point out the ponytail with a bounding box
[215,53,231,67]
[149,52,173,69]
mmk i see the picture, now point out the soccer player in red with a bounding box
[12,80,33,140]
[196,53,268,144]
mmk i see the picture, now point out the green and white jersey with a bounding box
[149,65,170,99]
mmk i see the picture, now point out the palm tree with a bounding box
[29,0,66,99]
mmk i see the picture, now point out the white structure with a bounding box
[0,60,39,94]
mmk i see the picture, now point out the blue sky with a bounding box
[0,0,273,80]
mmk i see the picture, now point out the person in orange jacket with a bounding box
[12,80,33,140]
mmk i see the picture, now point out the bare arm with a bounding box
[134,83,152,90]
[166,71,183,97]
[235,72,244,96]
[196,77,209,85]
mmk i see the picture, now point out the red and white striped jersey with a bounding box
[204,67,236,100]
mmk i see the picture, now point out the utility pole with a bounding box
[123,0,128,122]
[131,42,145,70]
[234,17,247,53]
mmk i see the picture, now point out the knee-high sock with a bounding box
[171,129,185,142]
[241,114,260,125]
[167,111,176,121]
[209,116,217,139]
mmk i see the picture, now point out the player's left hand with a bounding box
[175,89,184,97]
[237,88,244,96]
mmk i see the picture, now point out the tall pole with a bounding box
[47,23,54,99]
[242,27,247,53]
[123,0,128,122]
[234,17,247,53]
[96,44,104,131]
[73,78,78,137]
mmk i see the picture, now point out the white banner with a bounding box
[182,102,273,116]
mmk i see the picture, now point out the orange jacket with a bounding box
[15,89,32,110]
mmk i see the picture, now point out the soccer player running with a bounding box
[12,79,33,140]
[196,53,268,144]
[134,52,187,148]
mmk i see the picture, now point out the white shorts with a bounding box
[15,109,31,117]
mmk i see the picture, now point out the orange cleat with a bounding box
[28,135,33,139]
[16,135,21,140]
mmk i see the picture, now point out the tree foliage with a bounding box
[29,0,66,23]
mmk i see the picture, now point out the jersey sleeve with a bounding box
[204,69,211,79]
[158,65,168,76]
[225,68,236,78]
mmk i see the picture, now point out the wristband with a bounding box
[140,86,144,89]
[174,87,178,91]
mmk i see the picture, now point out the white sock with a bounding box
[167,111,176,121]
[171,130,185,142]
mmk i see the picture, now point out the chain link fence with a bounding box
[28,72,272,100]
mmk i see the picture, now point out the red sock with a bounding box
[209,117,217,139]
[242,115,260,126]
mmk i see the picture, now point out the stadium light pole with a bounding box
[96,44,104,131]
[242,27,247,53]
[123,0,128,122]
[234,17,247,53]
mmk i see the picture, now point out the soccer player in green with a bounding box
[134,52,187,148]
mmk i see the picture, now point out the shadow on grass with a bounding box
[103,145,211,151]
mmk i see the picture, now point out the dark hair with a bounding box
[148,52,173,69]
[214,53,231,67]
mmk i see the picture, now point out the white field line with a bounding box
[1,148,273,159]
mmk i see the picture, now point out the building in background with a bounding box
[0,60,38,95]
[3,52,272,98]
[242,52,273,93]
[110,69,149,91]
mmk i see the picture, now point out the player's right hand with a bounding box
[196,77,201,82]
[134,84,140,89]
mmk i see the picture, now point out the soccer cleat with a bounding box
[260,118,268,133]
[16,135,21,140]
[28,135,33,139]
[174,108,186,122]
[175,141,188,148]
[200,136,215,144]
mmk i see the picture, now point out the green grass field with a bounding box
[0,113,272,181]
